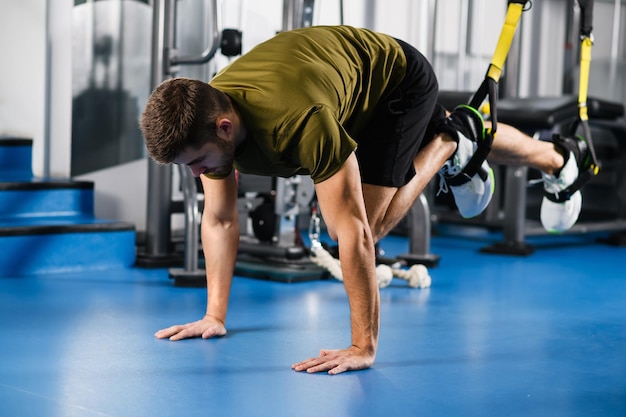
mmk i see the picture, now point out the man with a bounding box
[140,26,589,374]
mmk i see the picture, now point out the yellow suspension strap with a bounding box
[558,0,600,200]
[457,0,529,182]
[577,0,597,173]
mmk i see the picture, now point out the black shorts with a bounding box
[355,38,446,188]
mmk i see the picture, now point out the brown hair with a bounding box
[139,77,233,164]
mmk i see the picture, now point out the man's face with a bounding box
[173,136,235,178]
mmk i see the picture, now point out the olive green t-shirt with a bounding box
[208,25,407,184]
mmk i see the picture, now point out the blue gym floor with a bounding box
[1,230,625,417]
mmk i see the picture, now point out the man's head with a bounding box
[140,77,233,165]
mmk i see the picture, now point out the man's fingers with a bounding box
[154,325,182,339]
[154,324,197,341]
[291,358,314,371]
[293,357,347,374]
[170,325,205,340]
[292,357,325,371]
[293,347,373,375]
[292,355,341,374]
[202,327,226,339]
[156,320,227,341]
[169,331,188,341]
[328,363,349,375]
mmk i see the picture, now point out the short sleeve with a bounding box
[201,166,233,181]
[297,105,357,184]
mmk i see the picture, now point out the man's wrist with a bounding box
[204,313,226,326]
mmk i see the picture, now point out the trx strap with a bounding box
[454,0,529,184]
[551,0,601,202]
[577,0,600,174]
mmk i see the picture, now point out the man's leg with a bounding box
[486,121,590,232]
[363,119,582,242]
[434,106,496,219]
[362,133,457,243]
[487,122,564,174]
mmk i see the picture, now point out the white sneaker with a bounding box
[438,131,495,218]
[435,105,495,219]
[540,151,582,232]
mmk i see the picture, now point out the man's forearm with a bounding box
[337,231,380,354]
[202,219,240,324]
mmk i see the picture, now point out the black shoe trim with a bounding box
[437,106,493,187]
[434,105,485,144]
[544,134,592,202]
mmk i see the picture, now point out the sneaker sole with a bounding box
[540,190,582,233]
[456,165,495,219]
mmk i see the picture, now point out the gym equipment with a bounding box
[249,196,276,243]
[380,192,441,268]
[540,0,601,200]
[234,173,327,284]
[170,169,327,286]
[138,0,243,268]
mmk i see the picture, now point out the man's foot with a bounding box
[540,135,591,232]
[437,105,495,219]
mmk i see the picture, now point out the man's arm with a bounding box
[292,153,380,374]
[155,170,239,340]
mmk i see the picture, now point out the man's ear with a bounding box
[216,117,233,137]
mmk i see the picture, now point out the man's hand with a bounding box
[155,315,227,341]
[291,346,375,375]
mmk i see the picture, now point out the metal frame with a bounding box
[139,0,221,269]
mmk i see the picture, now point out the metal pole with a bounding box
[180,165,199,270]
[427,0,436,61]
[282,0,296,31]
[563,0,577,94]
[499,5,524,241]
[339,0,344,25]
[608,0,622,95]
[457,0,469,90]
[398,194,440,267]
[141,0,175,264]
[43,0,53,178]
[364,0,376,29]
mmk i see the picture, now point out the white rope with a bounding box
[309,241,344,280]
[309,242,431,289]
[388,263,431,288]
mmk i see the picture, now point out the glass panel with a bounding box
[71,0,151,176]
[587,0,626,107]
[432,0,506,92]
